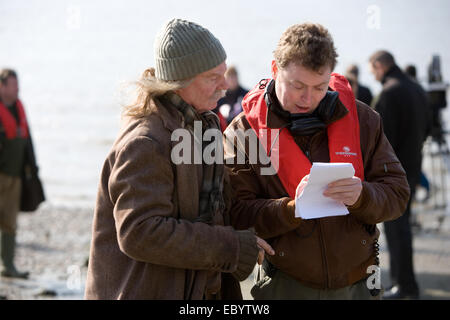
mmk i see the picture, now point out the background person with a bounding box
[345,64,373,106]
[215,66,248,126]
[370,50,430,299]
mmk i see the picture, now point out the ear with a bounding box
[271,60,278,79]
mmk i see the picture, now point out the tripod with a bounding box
[416,129,449,232]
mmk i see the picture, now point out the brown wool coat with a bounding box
[85,99,258,300]
[224,98,410,290]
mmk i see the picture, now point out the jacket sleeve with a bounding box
[348,108,410,224]
[223,126,302,239]
[108,136,258,274]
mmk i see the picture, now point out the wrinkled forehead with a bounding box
[198,62,227,78]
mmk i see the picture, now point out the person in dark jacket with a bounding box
[370,51,431,299]
[404,65,433,201]
[215,66,248,125]
[345,64,373,106]
[0,69,34,279]
[223,23,409,300]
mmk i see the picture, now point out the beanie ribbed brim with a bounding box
[154,19,227,81]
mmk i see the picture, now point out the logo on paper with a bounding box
[335,146,357,157]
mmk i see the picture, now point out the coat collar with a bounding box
[265,81,349,130]
[381,65,405,85]
[151,96,184,132]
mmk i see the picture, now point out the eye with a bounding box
[290,83,303,90]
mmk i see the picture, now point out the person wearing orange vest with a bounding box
[223,23,410,299]
[0,69,30,279]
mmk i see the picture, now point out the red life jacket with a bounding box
[0,99,29,139]
[242,73,364,199]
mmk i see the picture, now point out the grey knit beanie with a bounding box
[154,18,227,81]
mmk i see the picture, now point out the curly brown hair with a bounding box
[274,23,338,72]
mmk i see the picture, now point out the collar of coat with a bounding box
[381,65,406,85]
[265,80,349,130]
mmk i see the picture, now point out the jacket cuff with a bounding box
[347,182,372,221]
[281,197,302,226]
[232,230,259,281]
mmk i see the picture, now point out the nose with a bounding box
[219,75,228,91]
[301,88,312,105]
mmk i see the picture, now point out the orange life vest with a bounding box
[0,99,29,139]
[242,73,364,199]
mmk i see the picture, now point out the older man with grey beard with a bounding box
[85,18,273,300]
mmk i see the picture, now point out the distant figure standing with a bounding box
[0,69,38,279]
[370,51,430,299]
[404,65,418,81]
[216,66,248,125]
[404,65,433,201]
[345,64,373,106]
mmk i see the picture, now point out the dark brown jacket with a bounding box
[85,98,258,300]
[224,96,410,289]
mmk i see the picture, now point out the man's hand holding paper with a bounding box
[294,162,362,219]
[323,176,362,206]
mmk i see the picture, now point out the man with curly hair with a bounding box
[223,23,410,299]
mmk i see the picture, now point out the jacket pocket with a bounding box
[326,215,376,274]
[380,160,403,174]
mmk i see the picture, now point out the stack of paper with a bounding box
[295,162,355,219]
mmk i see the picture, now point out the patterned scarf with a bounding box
[158,92,225,225]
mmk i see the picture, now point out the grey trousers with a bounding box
[251,265,382,300]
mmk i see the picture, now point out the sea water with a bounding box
[1,0,449,208]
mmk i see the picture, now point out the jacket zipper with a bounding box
[307,131,331,288]
[304,136,313,161]
[304,131,322,162]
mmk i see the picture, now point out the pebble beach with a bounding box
[1,197,450,300]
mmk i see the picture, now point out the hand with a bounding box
[323,176,362,206]
[256,236,275,265]
[295,174,310,199]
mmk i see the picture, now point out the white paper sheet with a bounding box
[295,162,355,219]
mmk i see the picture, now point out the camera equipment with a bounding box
[420,55,450,230]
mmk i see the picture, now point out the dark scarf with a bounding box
[265,79,338,136]
[158,92,225,225]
